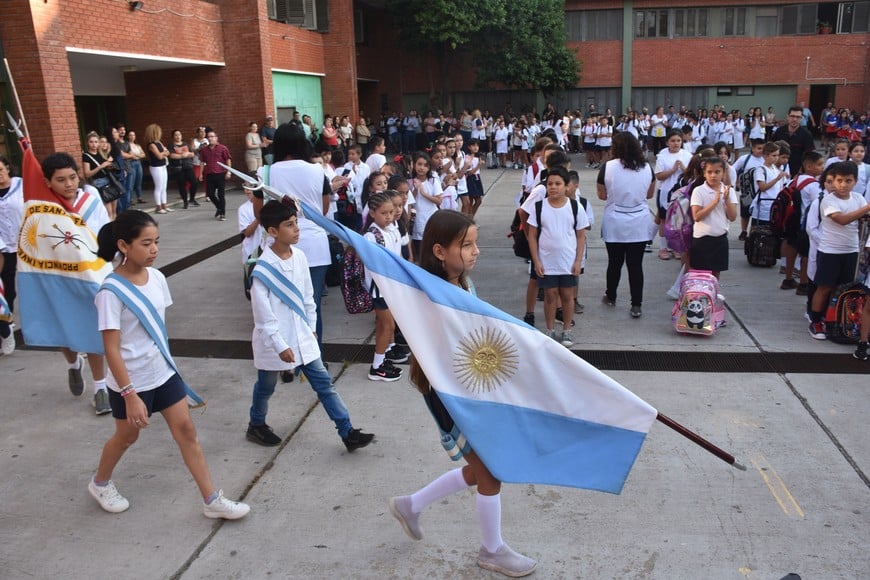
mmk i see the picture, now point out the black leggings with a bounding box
[604,241,647,307]
[174,166,197,202]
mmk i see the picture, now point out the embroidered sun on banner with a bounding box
[453,326,519,394]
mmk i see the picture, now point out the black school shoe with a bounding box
[280,370,295,383]
[246,423,282,446]
[343,428,375,452]
[385,345,411,364]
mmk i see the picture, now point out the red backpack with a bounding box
[769,176,814,236]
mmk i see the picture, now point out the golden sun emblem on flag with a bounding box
[454,327,519,394]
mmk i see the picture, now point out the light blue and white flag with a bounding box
[301,202,656,494]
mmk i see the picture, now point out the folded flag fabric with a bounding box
[296,200,657,494]
[16,139,110,353]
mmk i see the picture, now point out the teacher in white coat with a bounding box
[597,132,656,319]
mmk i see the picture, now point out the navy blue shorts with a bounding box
[108,373,187,420]
[537,274,578,289]
[372,297,389,310]
[814,251,858,287]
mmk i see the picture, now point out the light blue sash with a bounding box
[250,260,310,326]
[100,273,205,407]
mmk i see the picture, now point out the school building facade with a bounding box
[0,0,363,166]
[0,0,868,166]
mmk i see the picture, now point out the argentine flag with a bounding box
[304,198,657,494]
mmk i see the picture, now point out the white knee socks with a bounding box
[476,493,504,552]
[409,467,467,513]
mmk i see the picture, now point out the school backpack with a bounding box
[744,192,781,268]
[744,224,779,267]
[737,156,757,209]
[335,183,362,233]
[340,226,383,314]
[824,282,865,344]
[508,209,532,259]
[672,270,725,336]
[534,198,580,233]
[769,176,814,237]
[663,184,693,253]
[325,235,344,287]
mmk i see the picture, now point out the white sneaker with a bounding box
[88,478,130,513]
[1,332,14,355]
[477,543,537,577]
[203,490,250,520]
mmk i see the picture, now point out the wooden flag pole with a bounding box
[657,413,747,470]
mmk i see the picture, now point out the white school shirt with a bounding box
[363,222,402,295]
[818,191,867,254]
[0,176,24,253]
[750,165,781,221]
[494,127,509,154]
[596,125,613,147]
[455,151,469,194]
[343,161,371,211]
[794,174,822,215]
[238,199,263,263]
[749,118,765,140]
[650,115,668,138]
[732,119,746,150]
[806,196,824,280]
[525,197,590,275]
[262,160,331,267]
[851,161,867,195]
[654,149,692,209]
[440,159,458,211]
[691,182,738,238]
[95,268,175,393]
[824,156,849,170]
[250,245,319,371]
[411,176,443,240]
[582,124,597,144]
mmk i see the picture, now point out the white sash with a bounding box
[250,260,310,326]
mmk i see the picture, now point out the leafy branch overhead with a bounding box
[386,0,580,95]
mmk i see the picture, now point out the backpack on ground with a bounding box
[824,282,865,344]
[769,176,814,237]
[340,226,383,314]
[672,270,725,336]
[663,184,693,253]
[744,219,779,267]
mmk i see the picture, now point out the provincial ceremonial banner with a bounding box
[16,139,110,353]
[297,200,657,494]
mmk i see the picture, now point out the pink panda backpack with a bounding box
[663,183,694,254]
[672,270,725,336]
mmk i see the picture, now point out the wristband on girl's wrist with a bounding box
[120,384,136,398]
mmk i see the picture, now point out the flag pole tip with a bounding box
[732,461,747,471]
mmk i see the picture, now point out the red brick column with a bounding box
[321,0,358,121]
[1,0,81,159]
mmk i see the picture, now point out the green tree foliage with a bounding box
[385,0,580,101]
[474,0,581,95]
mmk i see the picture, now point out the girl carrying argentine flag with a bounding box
[88,210,249,520]
[388,210,536,578]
